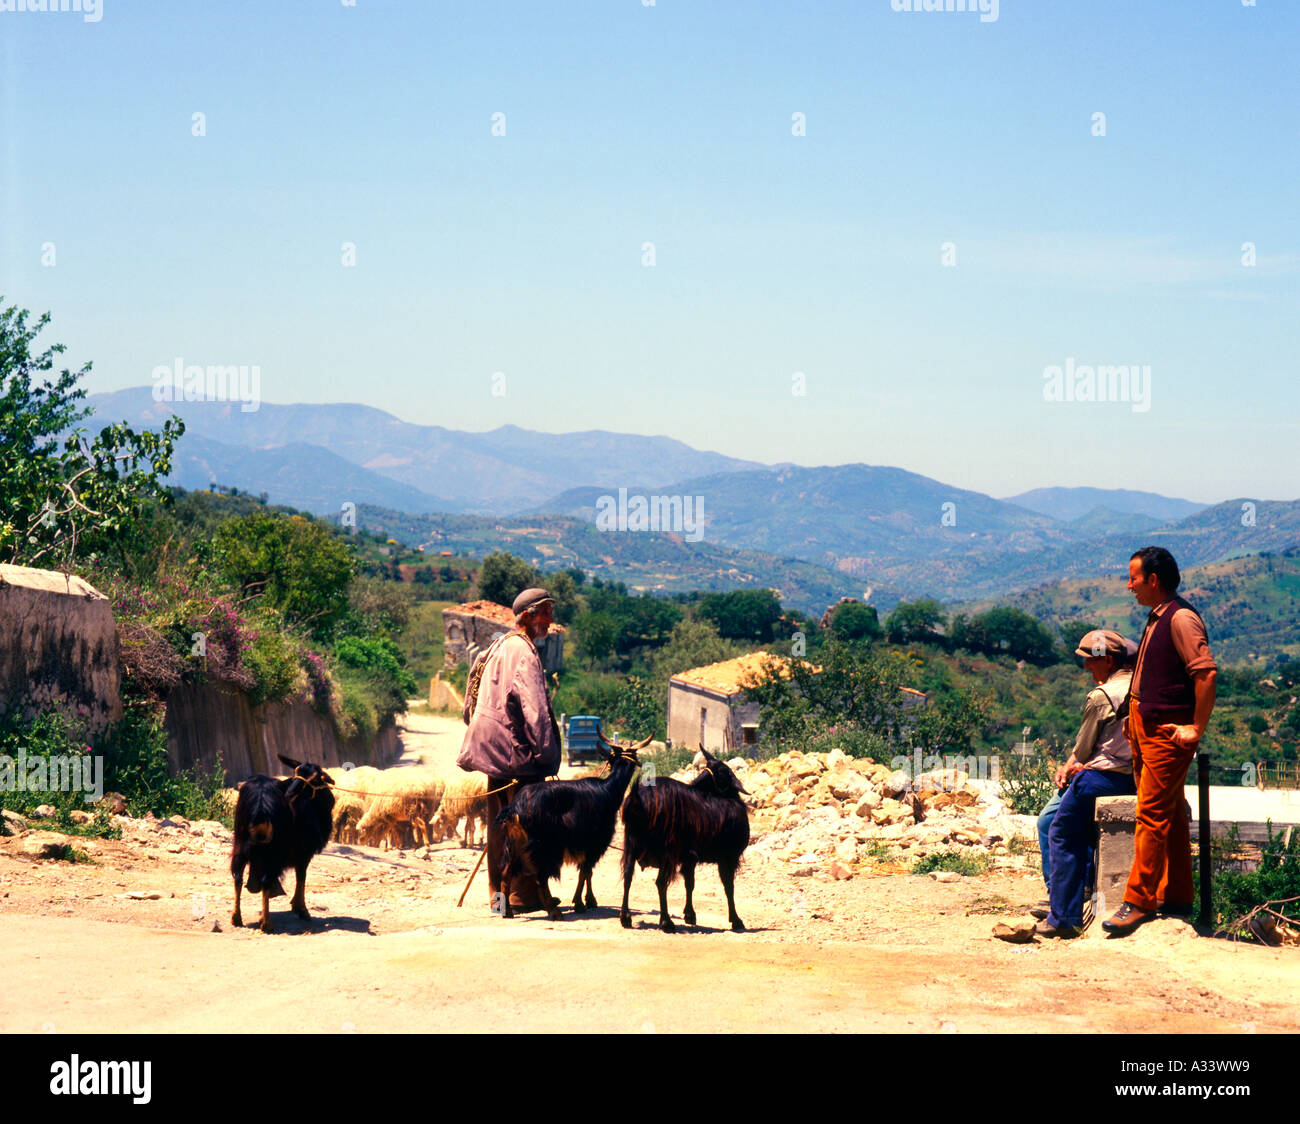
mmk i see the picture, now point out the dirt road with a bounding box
[1,712,1297,1034]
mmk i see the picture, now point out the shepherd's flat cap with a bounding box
[512,587,554,615]
[1075,629,1133,660]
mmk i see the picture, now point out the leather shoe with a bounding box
[1035,919,1079,939]
[1101,901,1154,935]
[1029,906,1050,920]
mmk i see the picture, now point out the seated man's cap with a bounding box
[1075,629,1130,660]
[512,587,554,615]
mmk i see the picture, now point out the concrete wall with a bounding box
[667,681,759,752]
[428,673,464,712]
[0,564,400,785]
[162,681,401,784]
[0,565,122,736]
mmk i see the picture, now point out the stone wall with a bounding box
[0,565,122,735]
[0,564,400,785]
[162,681,401,784]
[442,606,564,675]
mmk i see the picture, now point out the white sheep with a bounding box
[432,772,489,848]
[331,765,382,845]
[355,766,446,850]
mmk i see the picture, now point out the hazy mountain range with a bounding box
[82,388,762,515]
[82,389,1300,612]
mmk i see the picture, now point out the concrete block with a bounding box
[1091,795,1137,931]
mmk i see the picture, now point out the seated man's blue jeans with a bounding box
[1047,768,1137,929]
[1037,790,1064,890]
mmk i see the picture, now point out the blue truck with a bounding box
[566,715,604,766]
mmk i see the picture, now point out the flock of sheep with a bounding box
[329,765,491,851]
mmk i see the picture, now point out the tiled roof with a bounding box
[670,651,805,697]
[670,650,926,701]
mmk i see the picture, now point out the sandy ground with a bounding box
[1,710,1297,1034]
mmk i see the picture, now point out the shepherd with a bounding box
[457,587,562,913]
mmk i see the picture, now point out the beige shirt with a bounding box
[1130,598,1216,699]
[1073,668,1133,773]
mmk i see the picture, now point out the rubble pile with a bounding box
[675,747,1034,878]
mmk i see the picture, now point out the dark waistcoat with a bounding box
[1134,594,1203,722]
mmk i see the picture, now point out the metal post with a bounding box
[1197,750,1211,928]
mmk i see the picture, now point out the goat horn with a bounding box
[635,735,653,748]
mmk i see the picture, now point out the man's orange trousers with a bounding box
[1124,708,1195,912]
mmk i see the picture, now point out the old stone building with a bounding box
[667,651,793,753]
[667,649,927,753]
[441,599,566,675]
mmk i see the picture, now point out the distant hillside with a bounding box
[1002,486,1206,523]
[539,464,1080,574]
[83,389,1299,609]
[354,505,872,614]
[165,434,462,516]
[1066,506,1164,537]
[956,547,1300,664]
[83,388,764,515]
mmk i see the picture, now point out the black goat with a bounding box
[497,734,649,921]
[231,763,335,933]
[620,746,750,933]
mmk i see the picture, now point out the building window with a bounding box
[700,707,707,747]
[742,724,758,745]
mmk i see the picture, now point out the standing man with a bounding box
[1035,630,1137,938]
[457,587,562,912]
[1102,547,1217,936]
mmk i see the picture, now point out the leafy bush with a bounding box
[242,623,305,707]
[753,715,891,762]
[696,590,781,642]
[205,510,354,639]
[913,851,990,876]
[1201,822,1300,935]
[639,742,697,779]
[0,299,184,569]
[336,674,379,741]
[0,708,101,822]
[0,705,230,828]
[998,744,1059,815]
[99,705,231,824]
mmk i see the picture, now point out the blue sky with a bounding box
[3,0,1297,504]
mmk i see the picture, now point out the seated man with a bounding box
[1036,630,1139,939]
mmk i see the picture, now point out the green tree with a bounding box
[958,607,1059,665]
[830,601,882,643]
[207,511,354,639]
[611,674,663,739]
[696,589,782,642]
[574,610,618,668]
[545,568,582,625]
[649,618,746,682]
[1059,618,1099,658]
[884,598,948,644]
[0,300,184,568]
[475,551,540,607]
[343,575,413,638]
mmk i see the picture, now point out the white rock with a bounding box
[883,771,910,798]
[854,790,882,816]
[20,831,71,858]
